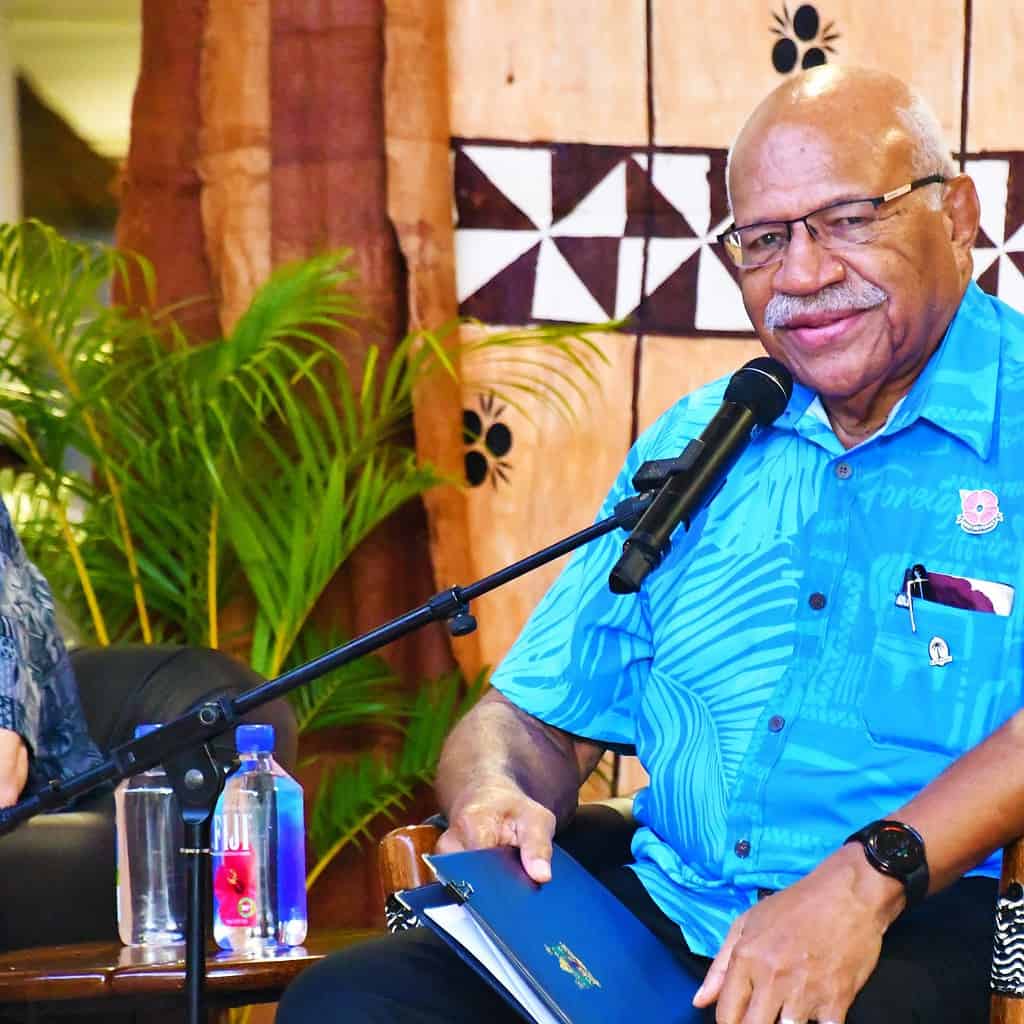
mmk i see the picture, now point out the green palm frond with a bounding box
[307,754,422,871]
[0,220,609,903]
[284,625,402,735]
[0,226,376,648]
[221,445,444,677]
[0,223,609,657]
[305,668,486,890]
[457,320,614,423]
[186,248,359,388]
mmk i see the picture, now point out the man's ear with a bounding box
[941,174,981,285]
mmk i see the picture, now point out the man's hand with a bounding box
[435,774,558,883]
[434,689,602,885]
[692,843,906,1023]
[0,728,28,808]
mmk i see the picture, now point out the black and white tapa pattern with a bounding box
[453,141,1024,336]
[969,155,1024,308]
[453,140,745,336]
[992,881,1024,997]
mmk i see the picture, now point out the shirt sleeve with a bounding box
[490,451,650,746]
[0,510,43,757]
[490,374,736,746]
[490,392,714,748]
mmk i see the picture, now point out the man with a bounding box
[0,502,102,807]
[278,65,1023,1023]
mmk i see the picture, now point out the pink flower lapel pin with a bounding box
[957,489,1004,535]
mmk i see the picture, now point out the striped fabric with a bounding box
[492,281,1024,956]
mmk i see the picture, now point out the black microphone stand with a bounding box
[0,490,660,1024]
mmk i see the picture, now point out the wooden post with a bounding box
[115,0,218,342]
[197,0,272,335]
[385,0,481,678]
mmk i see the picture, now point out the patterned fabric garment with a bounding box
[0,503,102,795]
[492,281,1024,957]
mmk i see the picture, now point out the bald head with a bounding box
[727,66,956,213]
[721,64,980,448]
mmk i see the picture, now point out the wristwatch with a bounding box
[844,819,929,909]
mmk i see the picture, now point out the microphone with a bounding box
[608,356,793,594]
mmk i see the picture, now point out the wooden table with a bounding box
[0,930,377,1021]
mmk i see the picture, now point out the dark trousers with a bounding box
[276,870,997,1023]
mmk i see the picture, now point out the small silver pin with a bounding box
[928,636,952,667]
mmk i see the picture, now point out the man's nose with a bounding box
[771,221,844,295]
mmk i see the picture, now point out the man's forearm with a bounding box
[436,689,601,829]
[890,707,1024,892]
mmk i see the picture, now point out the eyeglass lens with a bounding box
[728,199,883,268]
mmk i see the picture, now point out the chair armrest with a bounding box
[379,823,444,897]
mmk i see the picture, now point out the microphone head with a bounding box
[724,356,793,425]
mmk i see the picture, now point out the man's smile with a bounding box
[776,306,879,350]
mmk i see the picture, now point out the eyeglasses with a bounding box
[717,174,946,269]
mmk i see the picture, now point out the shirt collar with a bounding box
[885,281,1000,459]
[771,282,1000,459]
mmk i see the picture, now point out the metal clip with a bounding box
[446,879,475,902]
[895,564,929,634]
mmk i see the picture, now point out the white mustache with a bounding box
[764,279,888,330]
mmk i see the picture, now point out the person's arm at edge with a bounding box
[434,688,606,883]
[0,727,28,808]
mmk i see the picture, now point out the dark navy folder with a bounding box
[397,844,703,1024]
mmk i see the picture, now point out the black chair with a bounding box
[0,644,297,953]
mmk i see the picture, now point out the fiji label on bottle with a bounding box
[212,810,251,854]
[212,811,257,927]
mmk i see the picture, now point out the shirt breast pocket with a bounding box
[862,600,1012,758]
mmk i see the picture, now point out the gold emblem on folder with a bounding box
[544,941,602,990]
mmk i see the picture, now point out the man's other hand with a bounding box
[692,842,906,1023]
[0,728,28,807]
[435,775,557,883]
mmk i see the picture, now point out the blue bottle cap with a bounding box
[235,723,274,753]
[133,723,161,739]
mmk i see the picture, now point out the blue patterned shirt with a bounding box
[492,282,1024,957]
[0,502,102,796]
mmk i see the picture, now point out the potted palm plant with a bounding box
[0,219,605,890]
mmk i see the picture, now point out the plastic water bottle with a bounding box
[114,724,186,946]
[211,723,307,951]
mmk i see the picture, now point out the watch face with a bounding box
[870,823,925,872]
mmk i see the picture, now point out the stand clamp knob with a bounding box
[447,602,477,637]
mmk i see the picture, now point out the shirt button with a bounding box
[768,714,785,732]
[734,839,751,858]
[809,592,827,610]
[835,461,852,480]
